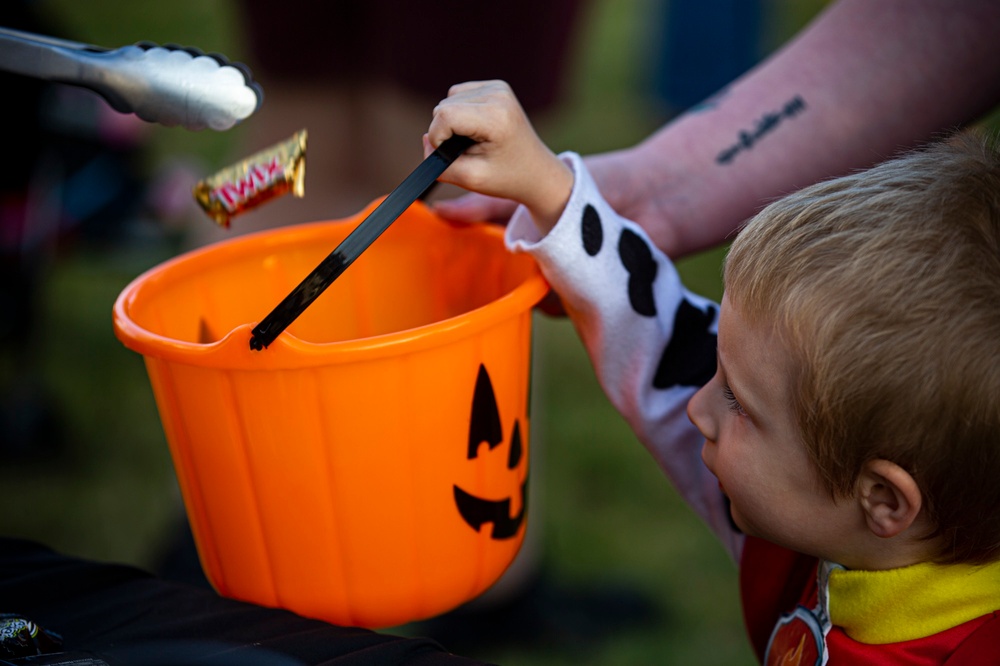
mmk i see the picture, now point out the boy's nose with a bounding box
[687,380,718,443]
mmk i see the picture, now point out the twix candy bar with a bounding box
[194,129,307,227]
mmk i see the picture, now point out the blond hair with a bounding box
[724,130,1000,564]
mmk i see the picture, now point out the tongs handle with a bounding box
[0,26,262,131]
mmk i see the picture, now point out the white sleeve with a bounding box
[506,152,743,561]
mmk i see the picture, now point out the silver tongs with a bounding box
[0,26,262,131]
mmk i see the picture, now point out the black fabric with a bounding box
[0,538,494,665]
[238,0,586,114]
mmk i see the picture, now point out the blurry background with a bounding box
[5,1,983,664]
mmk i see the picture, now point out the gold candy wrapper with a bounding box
[194,129,307,227]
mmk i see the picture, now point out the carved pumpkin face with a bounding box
[453,364,529,539]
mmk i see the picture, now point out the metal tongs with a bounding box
[0,26,262,131]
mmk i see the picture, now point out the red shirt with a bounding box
[740,537,1000,665]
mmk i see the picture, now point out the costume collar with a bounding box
[827,558,1000,644]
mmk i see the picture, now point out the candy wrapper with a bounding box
[194,129,307,227]
[0,614,63,658]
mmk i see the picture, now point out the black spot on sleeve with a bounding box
[581,204,603,256]
[652,300,718,388]
[618,229,658,317]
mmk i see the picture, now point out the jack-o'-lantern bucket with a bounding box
[112,200,548,628]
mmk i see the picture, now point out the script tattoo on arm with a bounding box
[715,95,807,165]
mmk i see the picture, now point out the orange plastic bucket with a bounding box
[113,201,548,628]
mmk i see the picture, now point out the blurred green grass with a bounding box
[0,1,840,664]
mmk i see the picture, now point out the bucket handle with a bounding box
[249,135,475,351]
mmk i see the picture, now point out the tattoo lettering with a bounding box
[715,95,806,165]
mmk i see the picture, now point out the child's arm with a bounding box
[428,81,743,560]
[505,157,742,561]
[424,80,574,234]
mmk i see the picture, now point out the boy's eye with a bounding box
[722,384,748,417]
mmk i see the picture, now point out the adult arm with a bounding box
[436,0,1000,258]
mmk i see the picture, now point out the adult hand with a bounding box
[431,191,519,226]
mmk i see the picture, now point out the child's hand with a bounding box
[425,80,573,234]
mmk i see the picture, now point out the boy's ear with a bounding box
[858,459,923,539]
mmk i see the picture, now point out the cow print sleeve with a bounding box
[506,152,743,561]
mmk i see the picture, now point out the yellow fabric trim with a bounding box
[828,559,1000,644]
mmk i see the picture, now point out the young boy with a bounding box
[424,80,1000,663]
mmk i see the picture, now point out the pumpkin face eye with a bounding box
[507,422,522,469]
[467,364,503,459]
[453,364,528,540]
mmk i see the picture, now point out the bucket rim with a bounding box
[112,202,549,370]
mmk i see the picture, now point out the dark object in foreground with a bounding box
[0,537,492,665]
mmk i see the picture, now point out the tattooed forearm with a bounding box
[688,87,731,114]
[715,95,806,165]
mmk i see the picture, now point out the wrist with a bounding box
[584,145,685,257]
[523,152,574,235]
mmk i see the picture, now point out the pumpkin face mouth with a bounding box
[453,364,528,540]
[453,478,528,539]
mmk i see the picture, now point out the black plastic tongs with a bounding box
[248,135,476,351]
[0,26,262,131]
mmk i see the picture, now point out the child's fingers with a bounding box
[428,80,520,150]
[436,150,497,194]
[428,104,498,150]
[446,79,512,102]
